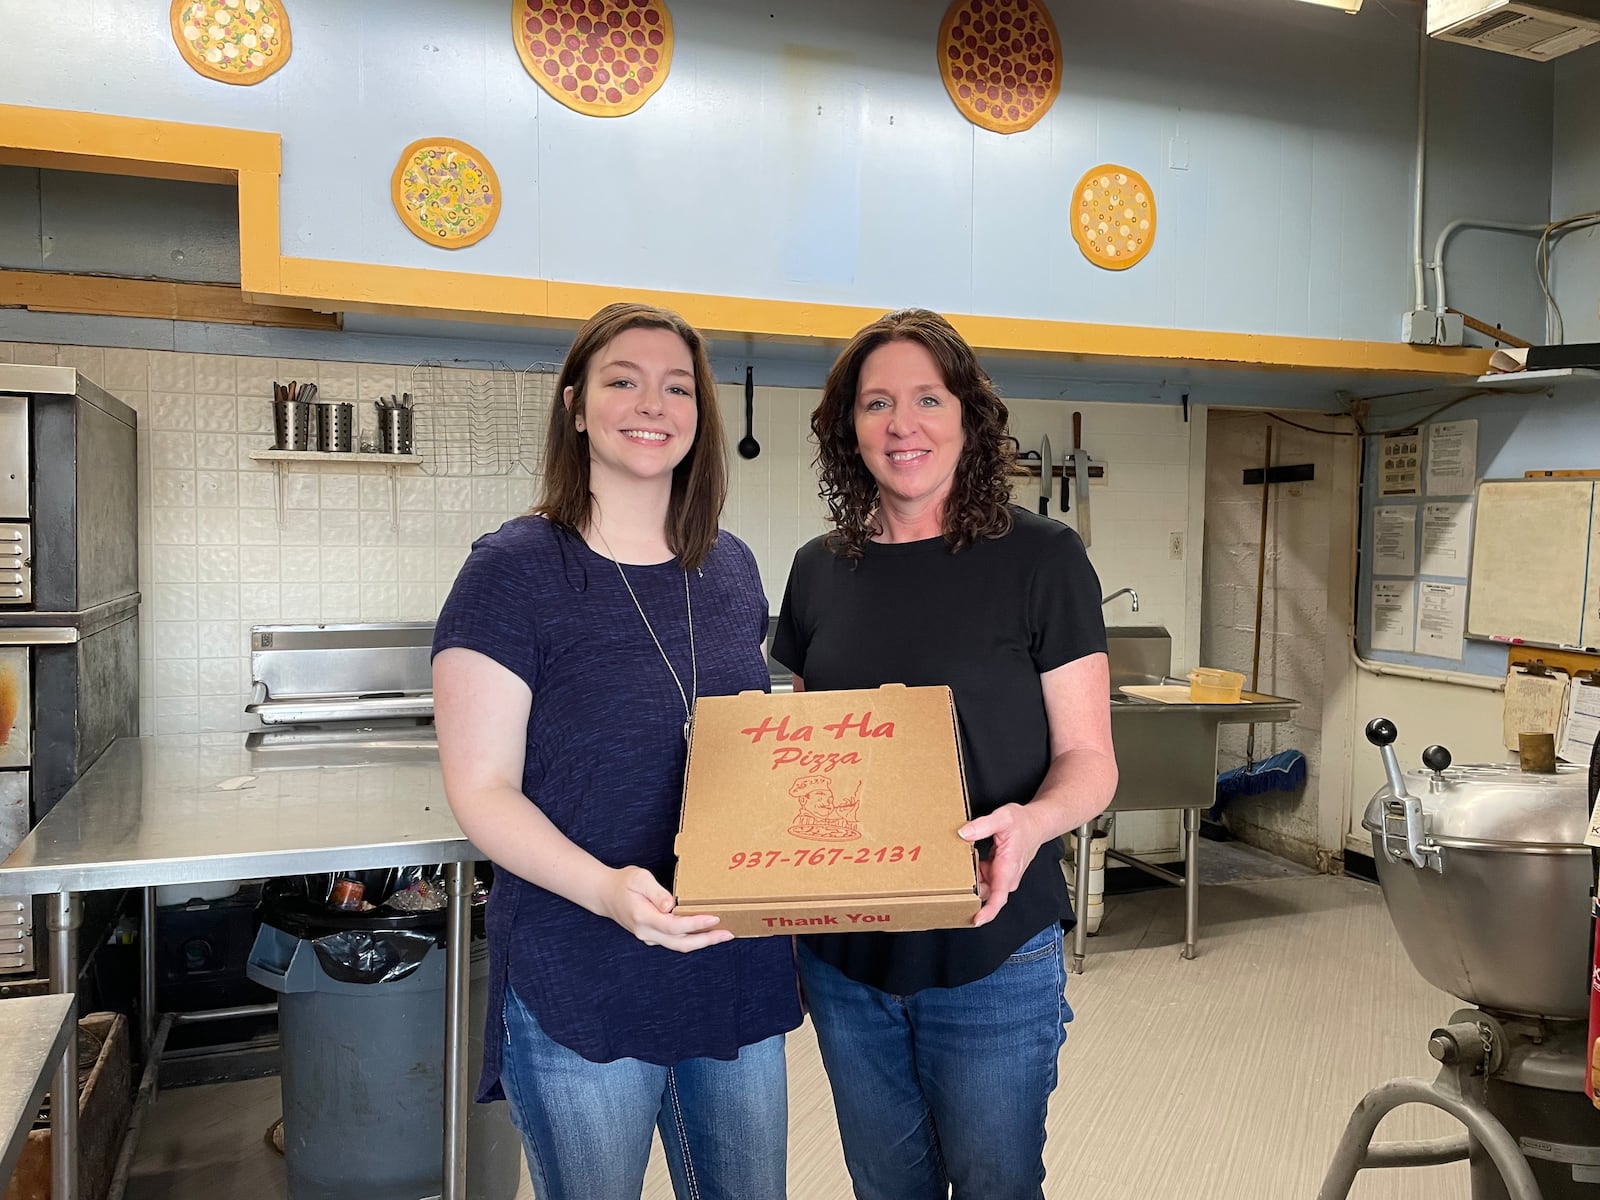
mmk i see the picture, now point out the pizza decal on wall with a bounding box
[170,0,291,85]
[937,0,1061,135]
[1071,164,1156,271]
[391,139,503,250]
[513,0,675,117]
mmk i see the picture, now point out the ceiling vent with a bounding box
[1428,0,1600,59]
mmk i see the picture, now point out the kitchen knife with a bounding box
[1070,411,1091,546]
[1038,435,1052,517]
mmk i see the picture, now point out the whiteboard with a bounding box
[1466,479,1597,648]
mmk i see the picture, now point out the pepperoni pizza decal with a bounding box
[513,0,675,118]
[1071,164,1157,271]
[937,0,1061,135]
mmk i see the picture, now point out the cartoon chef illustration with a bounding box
[787,774,862,842]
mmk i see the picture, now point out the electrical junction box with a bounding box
[1402,309,1466,346]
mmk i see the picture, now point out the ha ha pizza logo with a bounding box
[786,775,863,843]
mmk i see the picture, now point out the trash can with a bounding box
[247,879,521,1200]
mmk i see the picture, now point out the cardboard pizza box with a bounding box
[673,684,980,937]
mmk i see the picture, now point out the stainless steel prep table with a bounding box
[0,734,480,1200]
[0,992,74,1189]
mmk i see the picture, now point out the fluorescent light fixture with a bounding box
[1293,0,1365,11]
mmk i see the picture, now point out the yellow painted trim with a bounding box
[0,103,278,181]
[0,269,339,330]
[1,104,1494,380]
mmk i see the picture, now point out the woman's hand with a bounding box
[959,803,1047,927]
[597,866,735,953]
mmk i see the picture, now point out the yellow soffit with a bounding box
[0,104,1491,380]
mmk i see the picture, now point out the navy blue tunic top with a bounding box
[432,516,802,1100]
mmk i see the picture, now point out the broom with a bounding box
[1212,424,1306,817]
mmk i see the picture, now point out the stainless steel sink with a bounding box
[1069,627,1299,973]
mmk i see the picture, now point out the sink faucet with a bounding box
[1101,587,1139,613]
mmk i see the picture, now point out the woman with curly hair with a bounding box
[771,308,1118,1200]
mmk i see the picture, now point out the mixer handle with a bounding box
[1421,745,1452,773]
[1365,716,1444,873]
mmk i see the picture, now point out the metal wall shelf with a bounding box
[248,450,421,527]
[248,450,422,465]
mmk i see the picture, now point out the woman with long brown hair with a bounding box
[772,308,1118,1200]
[433,302,800,1199]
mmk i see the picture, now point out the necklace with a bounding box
[592,527,698,742]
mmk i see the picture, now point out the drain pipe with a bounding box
[1411,15,1429,313]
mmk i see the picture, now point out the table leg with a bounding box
[443,862,470,1200]
[1071,823,1092,974]
[1182,809,1200,961]
[141,887,157,1057]
[49,890,80,1200]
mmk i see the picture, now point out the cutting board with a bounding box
[1119,685,1253,705]
[1119,685,1195,704]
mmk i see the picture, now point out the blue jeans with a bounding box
[499,984,788,1200]
[797,924,1071,1200]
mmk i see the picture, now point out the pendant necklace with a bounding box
[593,527,698,741]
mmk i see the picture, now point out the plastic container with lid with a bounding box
[1188,667,1245,703]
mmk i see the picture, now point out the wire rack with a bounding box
[517,363,560,478]
[408,359,521,477]
[407,359,564,478]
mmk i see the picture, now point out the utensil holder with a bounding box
[273,399,312,450]
[378,405,414,455]
[315,402,354,453]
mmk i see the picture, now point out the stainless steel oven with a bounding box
[0,364,141,977]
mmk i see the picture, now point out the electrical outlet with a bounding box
[1169,532,1184,560]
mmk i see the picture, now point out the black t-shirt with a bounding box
[772,506,1106,994]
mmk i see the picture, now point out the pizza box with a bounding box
[673,684,980,937]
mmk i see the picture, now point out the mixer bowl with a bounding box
[1362,763,1593,1021]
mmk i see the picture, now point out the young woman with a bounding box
[772,308,1119,1200]
[433,302,800,1200]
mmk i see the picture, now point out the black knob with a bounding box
[1365,718,1397,747]
[1422,745,1452,773]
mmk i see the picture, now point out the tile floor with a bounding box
[126,861,1470,1199]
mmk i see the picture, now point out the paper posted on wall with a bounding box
[1379,428,1421,497]
[1373,506,1417,576]
[1417,582,1466,660]
[1425,420,1477,498]
[1420,502,1472,578]
[1371,581,1416,653]
[1503,666,1570,754]
[1559,679,1600,766]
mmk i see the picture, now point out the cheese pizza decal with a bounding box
[1071,163,1157,270]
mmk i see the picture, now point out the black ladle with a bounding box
[737,365,760,460]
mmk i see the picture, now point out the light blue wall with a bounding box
[0,0,1558,342]
[1552,51,1600,345]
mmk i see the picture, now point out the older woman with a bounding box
[433,302,800,1200]
[771,308,1118,1200]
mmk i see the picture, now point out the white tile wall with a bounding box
[0,342,1202,744]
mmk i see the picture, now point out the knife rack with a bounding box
[1009,462,1105,480]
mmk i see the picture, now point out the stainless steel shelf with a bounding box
[1473,367,1600,388]
[0,993,74,1185]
